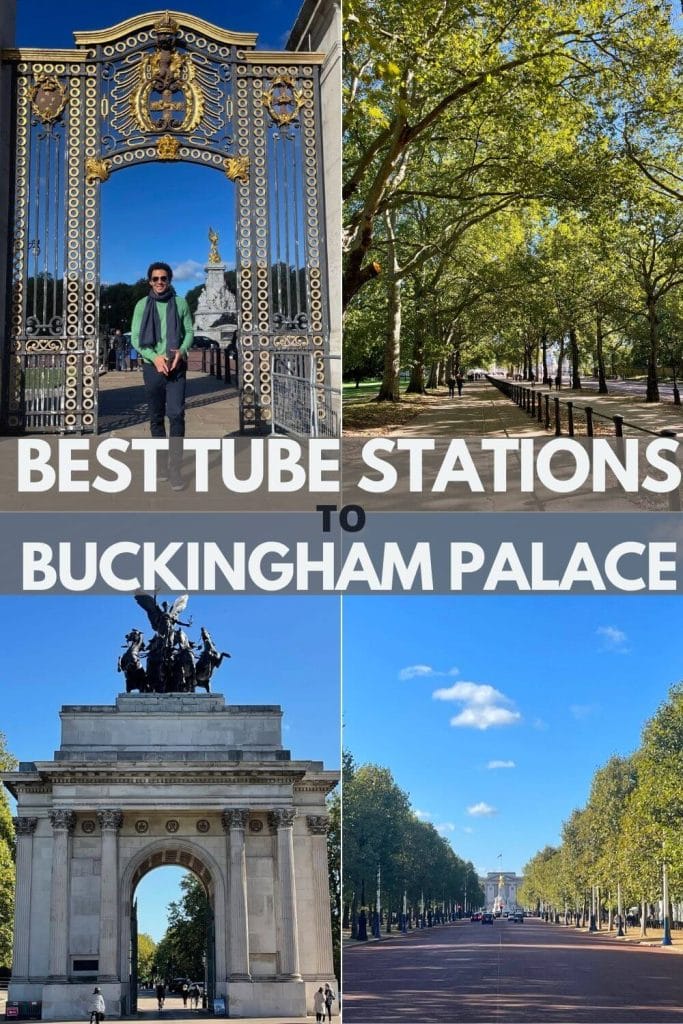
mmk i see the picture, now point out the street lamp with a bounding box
[662,846,672,946]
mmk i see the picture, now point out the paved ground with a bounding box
[381,381,683,439]
[97,369,240,439]
[343,917,683,1023]
[0,990,314,1023]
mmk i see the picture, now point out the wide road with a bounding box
[343,917,683,1023]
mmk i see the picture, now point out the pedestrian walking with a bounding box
[113,329,128,371]
[88,987,105,1024]
[155,982,166,1011]
[456,371,464,396]
[323,983,335,1021]
[181,982,189,1008]
[313,987,325,1022]
[131,261,193,490]
[189,983,200,1010]
[447,376,455,398]
[129,341,139,372]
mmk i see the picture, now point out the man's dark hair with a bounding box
[147,261,173,281]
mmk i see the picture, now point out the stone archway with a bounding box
[4,692,338,1019]
[120,839,227,1016]
[1,10,331,435]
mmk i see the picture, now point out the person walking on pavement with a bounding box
[323,983,336,1021]
[181,982,189,1008]
[113,329,128,372]
[456,371,464,396]
[155,981,166,1011]
[131,261,193,490]
[447,375,456,398]
[88,987,105,1024]
[313,987,326,1022]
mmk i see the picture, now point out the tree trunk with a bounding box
[556,334,565,389]
[646,294,660,402]
[426,361,438,389]
[541,329,548,384]
[406,291,426,394]
[377,211,402,401]
[640,898,647,938]
[596,311,608,394]
[569,325,581,390]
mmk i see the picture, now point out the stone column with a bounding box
[269,809,301,980]
[306,815,334,975]
[221,809,250,980]
[97,810,123,981]
[12,817,37,980]
[48,809,76,980]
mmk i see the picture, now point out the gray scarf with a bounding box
[138,286,182,355]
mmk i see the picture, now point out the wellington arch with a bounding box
[0,5,340,435]
[3,687,338,1019]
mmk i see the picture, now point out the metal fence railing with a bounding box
[488,375,681,510]
[271,353,340,438]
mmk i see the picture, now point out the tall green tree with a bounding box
[0,733,17,969]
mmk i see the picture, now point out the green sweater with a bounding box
[131,294,194,362]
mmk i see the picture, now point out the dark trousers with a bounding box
[143,361,187,437]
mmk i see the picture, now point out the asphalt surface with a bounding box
[343,918,683,1023]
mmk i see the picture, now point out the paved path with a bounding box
[0,990,314,1023]
[97,369,240,438]
[381,381,683,438]
[343,917,683,1023]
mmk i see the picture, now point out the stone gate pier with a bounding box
[3,693,338,1019]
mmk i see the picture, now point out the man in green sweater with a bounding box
[131,261,193,489]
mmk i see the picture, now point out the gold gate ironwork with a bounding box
[1,10,330,434]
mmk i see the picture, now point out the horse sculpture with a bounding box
[194,627,231,693]
[118,597,231,695]
[118,629,148,693]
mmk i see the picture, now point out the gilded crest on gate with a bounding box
[263,75,305,127]
[29,75,68,125]
[129,12,205,134]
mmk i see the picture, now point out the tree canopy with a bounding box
[343,1,683,403]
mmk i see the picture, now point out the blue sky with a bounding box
[342,595,682,881]
[15,0,305,294]
[0,594,340,940]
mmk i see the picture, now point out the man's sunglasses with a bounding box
[151,275,168,282]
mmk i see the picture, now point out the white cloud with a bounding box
[435,822,455,834]
[596,625,628,652]
[433,681,521,730]
[399,664,458,681]
[463,827,474,834]
[570,704,599,721]
[467,802,497,817]
[414,809,431,821]
[172,259,205,281]
[400,664,436,680]
[487,760,516,770]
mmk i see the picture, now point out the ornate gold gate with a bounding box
[1,10,329,434]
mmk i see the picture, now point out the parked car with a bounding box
[481,912,494,925]
[512,912,524,923]
[470,912,482,922]
[192,335,219,349]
